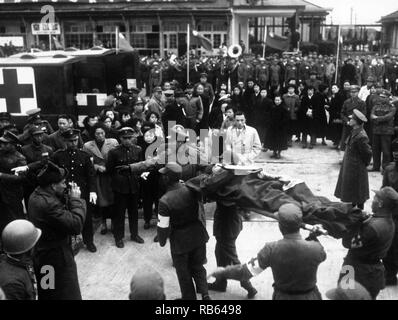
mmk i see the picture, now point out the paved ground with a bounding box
[76,141,398,300]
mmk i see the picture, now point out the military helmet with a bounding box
[1,220,42,255]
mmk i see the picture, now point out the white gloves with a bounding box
[11,165,29,175]
[89,192,97,204]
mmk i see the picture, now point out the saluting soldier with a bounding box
[20,127,53,208]
[51,129,97,253]
[19,108,54,145]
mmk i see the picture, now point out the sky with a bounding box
[310,0,398,24]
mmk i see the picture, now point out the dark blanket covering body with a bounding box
[185,169,365,239]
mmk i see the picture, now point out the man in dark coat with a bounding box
[162,90,186,134]
[52,129,97,253]
[45,115,83,152]
[298,86,326,149]
[0,131,26,233]
[338,187,397,299]
[327,84,346,147]
[340,58,357,86]
[0,220,41,300]
[29,161,86,300]
[381,139,398,285]
[157,162,210,300]
[335,109,372,210]
[106,127,144,248]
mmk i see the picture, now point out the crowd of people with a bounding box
[0,49,398,301]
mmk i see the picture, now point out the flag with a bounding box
[265,31,289,51]
[52,36,63,50]
[191,30,213,51]
[118,32,134,52]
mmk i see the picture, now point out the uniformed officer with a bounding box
[339,85,367,150]
[51,129,97,253]
[382,139,398,285]
[19,108,54,145]
[106,127,144,248]
[0,131,27,233]
[29,161,86,300]
[157,162,210,300]
[335,109,372,210]
[0,112,12,134]
[0,220,41,300]
[209,203,326,300]
[20,127,53,208]
[338,187,397,299]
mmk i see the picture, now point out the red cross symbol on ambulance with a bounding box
[0,67,37,114]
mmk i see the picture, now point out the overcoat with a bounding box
[334,127,372,204]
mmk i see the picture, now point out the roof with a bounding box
[232,0,330,14]
[0,54,83,66]
[380,10,398,23]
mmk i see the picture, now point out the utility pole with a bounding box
[350,7,353,25]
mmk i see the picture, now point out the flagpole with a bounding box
[187,23,190,84]
[335,25,341,84]
[115,25,119,54]
[262,25,267,59]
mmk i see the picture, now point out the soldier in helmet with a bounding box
[0,220,41,300]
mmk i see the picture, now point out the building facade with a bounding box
[0,0,329,57]
[380,10,398,55]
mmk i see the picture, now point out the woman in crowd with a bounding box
[264,94,289,159]
[83,122,119,234]
[136,122,160,229]
[100,115,119,140]
[81,114,99,143]
[253,88,273,151]
[230,85,244,112]
[146,111,164,140]
[195,83,211,130]
[326,84,346,148]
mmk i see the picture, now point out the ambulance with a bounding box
[0,47,140,128]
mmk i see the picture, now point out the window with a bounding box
[213,23,227,32]
[169,34,177,49]
[163,23,178,32]
[0,26,6,34]
[131,34,146,48]
[204,34,211,40]
[65,34,93,49]
[199,23,212,32]
[213,34,221,48]
[97,33,116,48]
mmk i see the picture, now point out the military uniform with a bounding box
[29,187,86,300]
[21,142,53,208]
[106,135,143,244]
[52,145,96,246]
[339,95,367,150]
[340,208,395,299]
[382,161,398,284]
[157,169,209,300]
[0,254,36,300]
[0,133,27,232]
